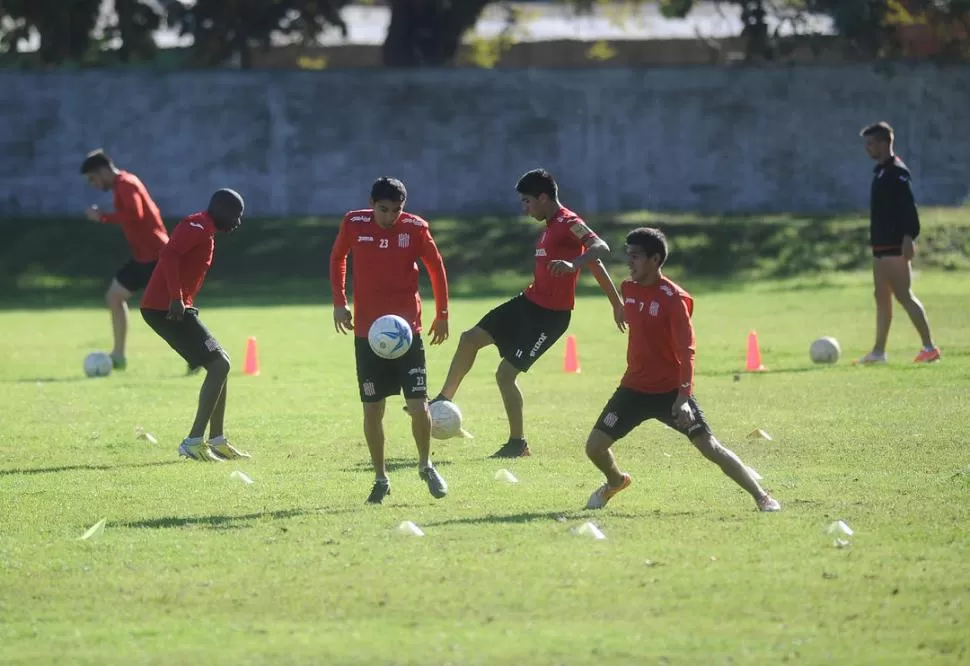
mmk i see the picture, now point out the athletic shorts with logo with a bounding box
[477,293,571,372]
[115,259,157,292]
[595,387,712,440]
[354,334,428,403]
[141,307,226,370]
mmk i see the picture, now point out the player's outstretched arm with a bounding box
[419,229,450,345]
[589,260,626,332]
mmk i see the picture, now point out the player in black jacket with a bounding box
[857,122,940,365]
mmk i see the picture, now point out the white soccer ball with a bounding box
[368,314,413,360]
[84,351,113,377]
[430,400,464,440]
[810,336,841,364]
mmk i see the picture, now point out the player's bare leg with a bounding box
[436,326,494,401]
[690,432,780,511]
[363,400,392,503]
[205,383,250,460]
[406,397,448,498]
[178,353,230,462]
[105,279,131,369]
[584,428,633,509]
[490,360,531,458]
[858,259,893,364]
[362,400,388,479]
[886,257,939,360]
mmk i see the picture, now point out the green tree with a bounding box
[0,0,101,65]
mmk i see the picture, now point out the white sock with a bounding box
[183,436,204,445]
[420,461,432,471]
[209,435,226,445]
[923,344,936,352]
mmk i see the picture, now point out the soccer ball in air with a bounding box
[368,314,413,360]
[84,351,113,377]
[430,400,466,440]
[809,337,841,364]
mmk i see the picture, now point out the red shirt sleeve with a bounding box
[419,227,449,320]
[566,218,597,245]
[158,221,203,302]
[99,181,143,225]
[670,294,696,395]
[329,217,352,307]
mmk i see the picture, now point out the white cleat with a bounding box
[757,494,781,512]
[178,440,223,462]
[208,438,251,460]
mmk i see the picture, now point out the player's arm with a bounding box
[891,171,921,259]
[97,182,144,225]
[549,220,610,275]
[419,227,450,345]
[670,295,697,425]
[329,218,354,334]
[158,222,201,320]
[588,260,626,332]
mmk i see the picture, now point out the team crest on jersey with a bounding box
[398,233,410,248]
[648,301,660,317]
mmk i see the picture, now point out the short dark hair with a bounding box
[626,227,669,265]
[860,121,894,143]
[370,177,407,203]
[80,149,112,174]
[516,169,558,200]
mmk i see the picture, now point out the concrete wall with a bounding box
[2,64,968,218]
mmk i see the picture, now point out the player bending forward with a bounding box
[140,189,251,462]
[583,227,780,512]
[330,177,450,505]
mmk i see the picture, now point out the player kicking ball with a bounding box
[330,178,450,504]
[429,169,624,458]
[583,227,780,513]
[140,189,251,462]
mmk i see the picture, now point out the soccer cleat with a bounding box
[585,473,632,509]
[178,439,222,462]
[853,352,887,365]
[913,347,941,363]
[489,438,531,458]
[757,494,781,512]
[366,479,391,504]
[208,438,251,460]
[111,355,127,371]
[419,466,448,499]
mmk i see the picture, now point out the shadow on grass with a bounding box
[0,460,181,477]
[341,456,453,474]
[423,511,577,527]
[117,506,354,530]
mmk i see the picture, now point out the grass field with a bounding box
[1,271,968,665]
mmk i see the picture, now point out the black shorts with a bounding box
[354,334,427,403]
[141,308,226,370]
[115,260,157,292]
[477,294,571,372]
[872,247,902,258]
[594,387,712,441]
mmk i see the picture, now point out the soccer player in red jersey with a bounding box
[429,169,624,458]
[140,189,250,463]
[81,150,169,371]
[330,177,450,505]
[583,227,781,512]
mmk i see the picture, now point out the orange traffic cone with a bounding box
[564,334,581,373]
[745,330,765,372]
[243,336,260,376]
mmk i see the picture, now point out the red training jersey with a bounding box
[620,277,696,395]
[329,210,449,338]
[141,212,216,310]
[523,207,597,311]
[99,170,169,263]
